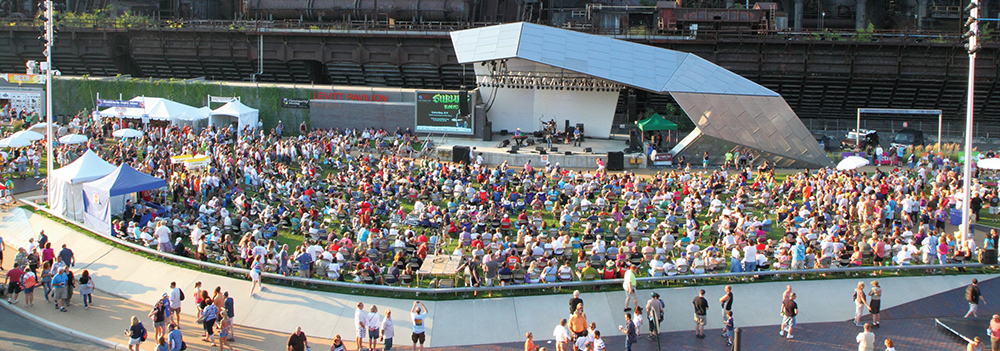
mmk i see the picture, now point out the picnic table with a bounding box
[416,254,462,287]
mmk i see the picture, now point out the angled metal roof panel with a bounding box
[450,22,777,97]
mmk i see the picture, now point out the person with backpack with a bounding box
[645,292,664,339]
[169,282,184,328]
[126,315,148,351]
[79,270,95,309]
[965,278,988,318]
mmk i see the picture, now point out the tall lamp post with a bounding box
[38,0,55,187]
[960,0,980,244]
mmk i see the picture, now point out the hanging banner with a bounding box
[209,96,239,103]
[0,73,45,84]
[97,99,145,108]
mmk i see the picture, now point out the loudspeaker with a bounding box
[483,121,493,141]
[453,146,470,164]
[526,138,535,146]
[607,151,625,171]
[629,130,640,151]
[459,87,470,116]
[499,139,510,148]
[627,93,637,122]
[565,151,572,155]
[576,123,585,134]
[584,147,593,153]
[550,147,558,152]
[500,129,509,135]
[983,249,998,264]
[536,146,546,154]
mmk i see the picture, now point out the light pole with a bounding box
[38,0,54,187]
[960,0,980,244]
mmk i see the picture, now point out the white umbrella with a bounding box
[0,136,33,148]
[836,156,870,171]
[58,133,89,145]
[11,130,44,141]
[112,128,143,138]
[28,122,58,133]
[977,157,1000,170]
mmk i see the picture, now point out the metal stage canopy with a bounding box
[450,22,833,169]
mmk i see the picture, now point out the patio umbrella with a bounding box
[836,156,870,171]
[112,128,143,138]
[59,133,89,145]
[0,136,33,148]
[11,130,44,141]
[28,122,58,133]
[977,158,1000,170]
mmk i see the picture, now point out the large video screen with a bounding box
[415,90,473,134]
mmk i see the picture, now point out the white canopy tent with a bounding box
[48,150,117,221]
[98,97,210,125]
[211,100,259,135]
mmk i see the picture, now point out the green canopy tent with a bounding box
[636,113,678,150]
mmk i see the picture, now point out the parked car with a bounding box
[891,128,926,150]
[813,132,834,151]
[841,129,879,151]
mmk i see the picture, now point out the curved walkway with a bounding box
[0,206,994,350]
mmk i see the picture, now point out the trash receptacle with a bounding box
[950,208,963,226]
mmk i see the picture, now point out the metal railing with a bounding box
[18,196,993,297]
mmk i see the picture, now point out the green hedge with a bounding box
[52,77,311,133]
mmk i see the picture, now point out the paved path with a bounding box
[0,305,106,351]
[0,205,995,350]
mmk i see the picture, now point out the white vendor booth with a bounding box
[48,150,117,221]
[211,100,259,135]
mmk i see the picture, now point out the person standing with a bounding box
[168,282,183,328]
[380,309,394,351]
[856,323,875,351]
[201,298,219,346]
[780,292,797,339]
[724,311,735,347]
[20,267,36,307]
[868,281,882,327]
[968,336,984,351]
[552,318,570,351]
[524,332,539,351]
[58,244,75,268]
[223,292,235,342]
[355,302,367,351]
[618,312,637,351]
[645,292,664,338]
[51,266,68,312]
[854,282,868,327]
[150,297,168,342]
[126,316,147,351]
[692,289,708,339]
[990,315,1000,351]
[719,285,733,326]
[367,305,381,351]
[411,301,428,351]
[622,265,638,312]
[568,307,588,339]
[569,290,584,315]
[287,326,308,351]
[79,270,94,309]
[167,323,184,351]
[966,278,988,318]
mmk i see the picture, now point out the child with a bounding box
[725,311,735,347]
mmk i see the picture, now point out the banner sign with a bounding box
[281,98,310,109]
[97,99,144,108]
[0,73,45,84]
[210,96,238,103]
[414,90,473,134]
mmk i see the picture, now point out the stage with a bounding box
[936,317,991,343]
[434,135,659,170]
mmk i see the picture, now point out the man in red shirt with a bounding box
[416,242,428,260]
[5,263,24,304]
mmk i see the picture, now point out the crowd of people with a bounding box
[27,115,1000,296]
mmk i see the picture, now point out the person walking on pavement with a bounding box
[5,262,23,305]
[167,323,184,351]
[411,301,428,351]
[355,302,368,351]
[868,281,882,327]
[692,289,708,339]
[966,278,988,318]
[854,282,869,327]
[126,316,147,351]
[856,323,875,351]
[618,312,638,351]
[623,264,638,312]
[168,282,183,329]
[51,266,68,312]
[223,292,235,342]
[719,285,733,326]
[380,309,394,351]
[779,292,797,339]
[58,244,75,268]
[645,292,664,339]
[287,326,308,351]
[724,311,735,347]
[553,318,570,351]
[569,290,584,315]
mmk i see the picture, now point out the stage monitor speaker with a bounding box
[459,87,470,116]
[511,145,520,151]
[526,138,535,146]
[483,121,493,141]
[627,93,637,122]
[584,147,593,153]
[565,151,572,155]
[536,146,546,154]
[607,151,625,171]
[550,147,558,152]
[983,249,998,264]
[452,146,470,164]
[500,129,509,136]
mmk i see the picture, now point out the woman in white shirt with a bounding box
[647,255,665,276]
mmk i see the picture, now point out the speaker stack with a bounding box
[607,151,625,171]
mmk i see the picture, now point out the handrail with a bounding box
[17,196,994,297]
